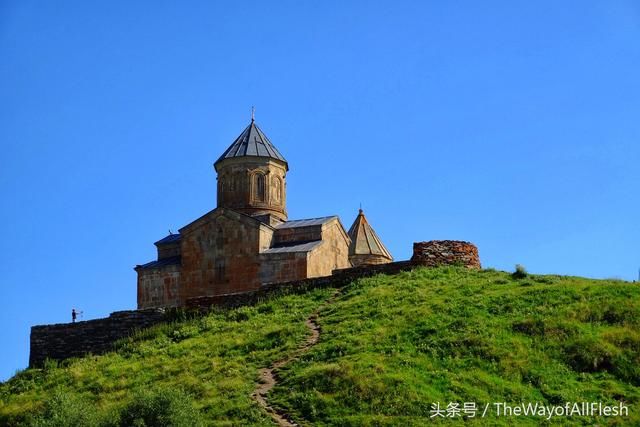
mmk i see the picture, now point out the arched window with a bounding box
[273,176,282,204]
[254,173,265,202]
[216,226,224,250]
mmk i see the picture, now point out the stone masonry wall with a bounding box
[186,261,415,311]
[29,309,166,367]
[179,210,266,303]
[306,221,352,277]
[411,240,481,269]
[258,252,308,284]
[137,264,181,309]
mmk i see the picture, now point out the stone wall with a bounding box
[179,208,270,303]
[273,225,322,245]
[186,261,415,311]
[258,251,308,284]
[29,309,166,367]
[349,253,392,267]
[137,263,181,309]
[411,240,481,269]
[306,220,352,277]
[157,241,181,260]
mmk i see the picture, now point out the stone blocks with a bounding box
[411,240,481,269]
[29,309,166,367]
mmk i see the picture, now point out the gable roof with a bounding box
[154,233,181,246]
[134,255,181,271]
[178,207,274,235]
[347,209,392,259]
[214,120,288,170]
[275,216,337,229]
[262,240,323,254]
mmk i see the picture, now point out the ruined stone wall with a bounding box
[411,240,481,269]
[29,309,166,367]
[137,263,181,309]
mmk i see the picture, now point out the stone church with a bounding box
[135,118,393,309]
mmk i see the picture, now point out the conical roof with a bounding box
[347,209,393,259]
[214,119,288,170]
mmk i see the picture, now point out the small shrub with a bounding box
[32,390,100,427]
[225,308,251,322]
[601,303,637,325]
[564,336,618,373]
[533,276,555,284]
[165,308,199,323]
[512,264,528,279]
[171,324,201,342]
[512,318,545,336]
[117,388,204,427]
[4,369,42,396]
[257,304,275,314]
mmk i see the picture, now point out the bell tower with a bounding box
[214,117,288,223]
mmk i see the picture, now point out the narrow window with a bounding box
[255,173,265,202]
[215,259,225,281]
[216,226,224,250]
[218,178,225,203]
[273,177,282,203]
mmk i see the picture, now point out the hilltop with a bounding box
[1,267,639,426]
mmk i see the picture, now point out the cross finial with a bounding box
[251,106,255,122]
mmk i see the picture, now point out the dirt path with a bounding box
[252,290,340,426]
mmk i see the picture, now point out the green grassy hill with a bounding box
[1,267,639,426]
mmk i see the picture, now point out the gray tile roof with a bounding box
[276,216,337,229]
[262,240,322,254]
[135,256,181,270]
[154,233,181,245]
[215,120,288,169]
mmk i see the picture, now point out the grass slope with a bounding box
[1,267,639,426]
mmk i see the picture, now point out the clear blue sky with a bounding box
[1,1,639,381]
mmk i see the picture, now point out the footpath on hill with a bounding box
[252,288,342,426]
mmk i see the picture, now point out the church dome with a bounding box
[214,117,289,221]
[214,119,288,171]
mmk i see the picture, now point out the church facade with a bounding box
[135,118,392,309]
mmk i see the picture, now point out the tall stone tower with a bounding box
[214,118,288,224]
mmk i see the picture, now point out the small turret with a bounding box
[347,208,393,267]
